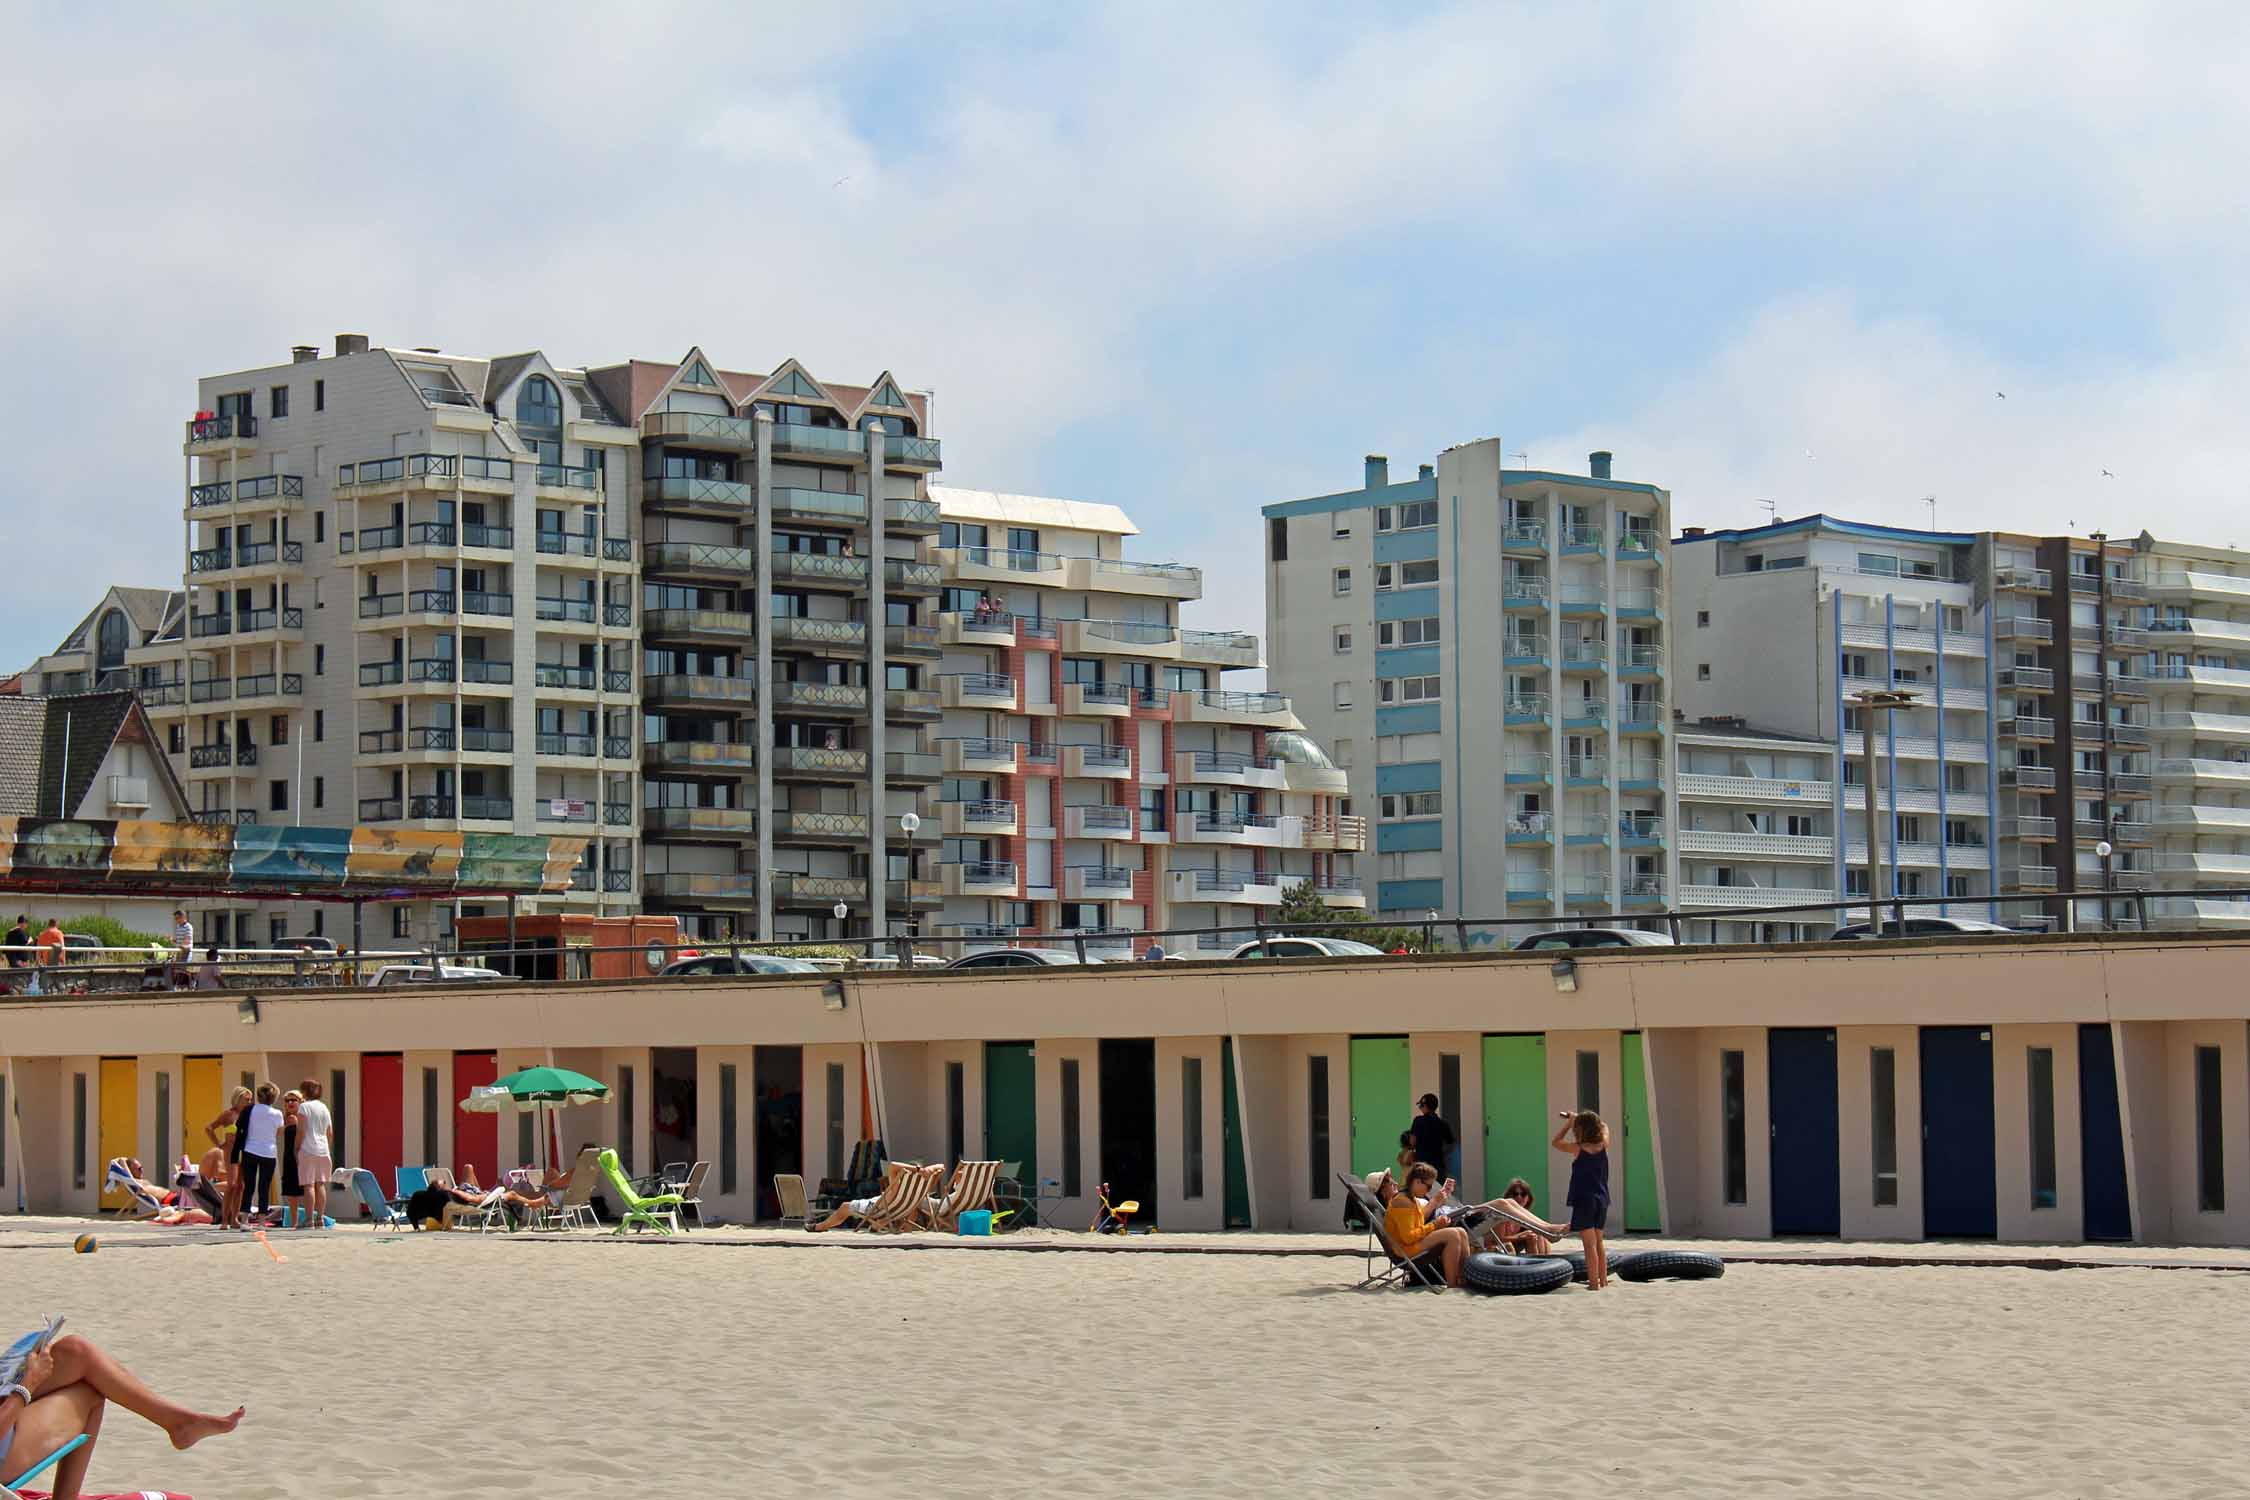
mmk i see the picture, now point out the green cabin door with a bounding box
[1220,1039,1250,1228]
[1621,1032,1661,1231]
[982,1042,1037,1216]
[1481,1034,1548,1202]
[1348,1036,1410,1179]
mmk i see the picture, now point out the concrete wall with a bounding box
[1836,1024,1923,1239]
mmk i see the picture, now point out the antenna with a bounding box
[1920,494,1936,529]
[1756,498,1776,524]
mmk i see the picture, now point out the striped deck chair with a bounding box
[104,1160,165,1219]
[866,1163,947,1233]
[927,1159,1000,1232]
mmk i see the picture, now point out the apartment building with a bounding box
[1673,517,2001,924]
[2140,537,2250,930]
[1265,443,1671,933]
[161,336,941,946]
[1670,718,1841,942]
[21,587,182,697]
[930,487,1363,955]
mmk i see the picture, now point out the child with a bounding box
[1552,1109,1612,1288]
[1395,1131,1418,1175]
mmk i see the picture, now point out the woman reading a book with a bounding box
[0,1329,243,1497]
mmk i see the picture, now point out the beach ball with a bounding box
[72,1234,98,1254]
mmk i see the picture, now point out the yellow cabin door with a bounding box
[98,1059,138,1208]
[182,1057,224,1163]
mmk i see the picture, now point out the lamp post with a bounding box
[898,810,922,963]
[1851,688,1919,929]
[832,899,849,955]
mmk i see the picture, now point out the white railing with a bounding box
[2154,805,2250,828]
[2153,570,2250,598]
[1676,884,1838,908]
[1675,829,1833,858]
[2155,757,2250,781]
[1676,773,1834,804]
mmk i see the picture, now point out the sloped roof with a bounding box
[0,692,189,818]
[482,352,538,404]
[0,699,45,812]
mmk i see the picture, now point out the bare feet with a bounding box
[168,1406,245,1450]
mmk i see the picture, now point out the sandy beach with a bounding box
[4,1225,2247,1499]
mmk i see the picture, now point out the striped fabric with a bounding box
[865,1164,945,1232]
[929,1159,1000,1231]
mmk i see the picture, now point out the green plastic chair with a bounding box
[596,1147,685,1235]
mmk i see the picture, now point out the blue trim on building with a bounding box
[1375,645,1441,678]
[1376,761,1444,794]
[1377,878,1446,913]
[1376,703,1443,737]
[1501,469,1668,499]
[1377,819,1445,853]
[1374,587,1441,621]
[1373,529,1441,564]
[1261,474,1438,520]
[1984,607,2001,923]
[1673,514,1975,548]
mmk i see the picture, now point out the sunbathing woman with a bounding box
[0,1332,243,1499]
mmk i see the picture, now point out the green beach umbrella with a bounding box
[486,1066,610,1106]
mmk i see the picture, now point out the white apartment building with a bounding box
[1265,444,1671,940]
[1673,516,2002,926]
[930,487,1363,955]
[1670,720,1842,942]
[2144,537,2250,929]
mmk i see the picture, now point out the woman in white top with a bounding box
[238,1083,284,1221]
[295,1077,334,1228]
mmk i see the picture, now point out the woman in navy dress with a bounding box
[1553,1109,1613,1289]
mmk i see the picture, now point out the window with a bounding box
[1721,1049,1747,1204]
[1378,617,1441,646]
[312,776,324,810]
[616,1065,635,1174]
[1945,873,1969,898]
[1576,1051,1602,1115]
[1399,559,1440,586]
[315,644,325,677]
[314,378,325,412]
[271,715,289,745]
[72,1073,86,1190]
[1696,610,1710,628]
[1137,787,1167,832]
[1333,568,1352,595]
[154,1071,171,1180]
[392,906,411,939]
[1375,507,1393,532]
[2195,1045,2224,1211]
[1374,564,1393,590]
[167,725,184,755]
[1397,500,1438,529]
[516,374,563,440]
[96,610,129,672]
[825,1062,845,1183]
[270,384,289,419]
[1870,1047,1898,1205]
[1785,814,1816,837]
[1333,681,1353,710]
[2027,1046,2057,1209]
[1268,517,1287,561]
[1308,1055,1331,1198]
[1181,1056,1205,1199]
[1061,1059,1083,1197]
[314,708,324,740]
[420,1067,439,1168]
[269,780,288,813]
[1378,675,1442,704]
[1696,662,1712,681]
[1333,626,1352,654]
[1331,515,1352,540]
[945,1061,965,1169]
[1380,792,1442,819]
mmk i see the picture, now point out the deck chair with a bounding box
[865,1163,946,1233]
[393,1165,432,1213]
[1337,1172,1446,1293]
[672,1161,710,1229]
[4,1432,88,1494]
[773,1172,813,1229]
[816,1138,882,1212]
[340,1167,405,1228]
[104,1159,165,1219]
[927,1159,1000,1232]
[596,1147,684,1235]
[535,1146,603,1231]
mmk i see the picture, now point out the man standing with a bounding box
[1407,1093,1457,1190]
[171,909,194,989]
[35,917,67,965]
[4,914,27,968]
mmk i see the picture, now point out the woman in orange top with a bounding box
[1381,1163,1472,1287]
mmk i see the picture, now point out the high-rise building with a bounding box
[1264,442,1672,934]
[1671,717,1841,942]
[2135,536,2250,930]
[930,487,1362,956]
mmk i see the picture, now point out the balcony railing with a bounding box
[185,413,255,444]
[535,597,596,623]
[460,659,514,685]
[1194,689,1290,715]
[1503,522,1545,548]
[462,590,513,616]
[538,732,596,757]
[535,531,600,557]
[534,664,596,690]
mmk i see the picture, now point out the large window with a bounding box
[96,609,129,672]
[1870,1047,1898,1206]
[1378,617,1441,646]
[1378,675,1442,704]
[1399,559,1440,586]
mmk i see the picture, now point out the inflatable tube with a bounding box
[1612,1249,1726,1282]
[1462,1252,1574,1295]
[1557,1251,1588,1282]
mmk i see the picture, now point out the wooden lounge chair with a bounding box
[859,1162,942,1233]
[1337,1172,1446,1293]
[927,1159,1001,1232]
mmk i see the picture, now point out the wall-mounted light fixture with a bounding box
[237,995,261,1026]
[1549,958,1578,994]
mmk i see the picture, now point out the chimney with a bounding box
[1681,526,1705,538]
[290,345,318,364]
[335,333,369,357]
[1589,450,1613,480]
[1364,454,1389,490]
[1418,464,1434,480]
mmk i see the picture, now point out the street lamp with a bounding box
[832,899,849,949]
[1851,688,1919,929]
[898,811,923,956]
[2096,840,2114,931]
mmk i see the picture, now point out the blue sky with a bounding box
[3,2,2248,668]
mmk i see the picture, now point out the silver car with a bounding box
[1224,937,1390,960]
[945,947,1099,969]
[660,954,825,976]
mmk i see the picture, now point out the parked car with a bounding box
[1513,928,1677,951]
[946,947,1100,969]
[1828,916,2016,940]
[1225,936,1390,960]
[363,962,508,987]
[661,954,824,977]
[273,936,338,954]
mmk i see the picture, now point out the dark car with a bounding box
[660,954,824,977]
[946,947,1097,969]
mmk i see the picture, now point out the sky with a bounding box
[3,2,2248,671]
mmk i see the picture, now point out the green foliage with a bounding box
[736,943,860,961]
[61,914,167,951]
[1272,881,1437,952]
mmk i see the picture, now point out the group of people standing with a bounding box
[1383,1093,1617,1290]
[202,1079,333,1229]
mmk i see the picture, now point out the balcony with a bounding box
[1564,756,1607,785]
[1619,814,1665,846]
[770,811,871,844]
[768,550,869,587]
[1561,525,1603,555]
[1503,635,1551,668]
[1560,640,1607,673]
[1506,813,1553,846]
[769,422,869,464]
[938,545,1065,587]
[1999,765,2056,790]
[644,542,754,579]
[1564,875,1609,905]
[188,677,233,703]
[1173,750,1285,789]
[1180,629,1261,668]
[772,745,870,779]
[1058,680,1131,718]
[644,608,758,643]
[1997,665,2053,691]
[942,860,1019,897]
[644,740,759,773]
[642,872,760,907]
[1084,555,1201,599]
[1504,693,1550,727]
[1503,522,1545,554]
[534,597,599,626]
[942,671,1019,710]
[234,672,303,703]
[640,410,760,451]
[1061,743,1133,780]
[1068,865,1140,901]
[889,749,943,782]
[2013,864,2059,889]
[1675,828,1834,861]
[1617,532,1661,565]
[1993,566,2051,592]
[2001,715,2054,741]
[1677,884,1838,910]
[942,799,1019,837]
[937,609,1020,648]
[1556,587,1606,618]
[942,736,1019,774]
[536,732,597,759]
[1618,710,1664,737]
[1618,646,1664,678]
[1059,618,1182,659]
[1614,588,1661,620]
[642,805,757,837]
[183,412,256,454]
[1502,579,1549,611]
[1506,754,1552,785]
[887,686,940,719]
[1300,814,1367,852]
[1562,698,1607,730]
[1172,689,1295,727]
[1182,811,1285,847]
[1993,615,2052,642]
[774,682,868,714]
[644,475,753,514]
[2002,815,2056,840]
[1316,877,1369,910]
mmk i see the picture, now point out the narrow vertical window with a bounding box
[1182,1056,1205,1199]
[2195,1045,2224,1212]
[1308,1055,1332,1198]
[329,1069,348,1160]
[1576,1050,1601,1115]
[2027,1047,2057,1209]
[155,1071,172,1168]
[518,1111,533,1166]
[1870,1047,1898,1206]
[74,1073,89,1190]
[1438,1053,1462,1165]
[1061,1059,1083,1197]
[945,1061,966,1168]
[617,1066,635,1175]
[719,1063,738,1196]
[1721,1050,1747,1205]
[0,1074,8,1185]
[421,1068,438,1167]
[825,1063,845,1183]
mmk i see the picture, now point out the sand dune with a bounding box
[3,1227,2245,1497]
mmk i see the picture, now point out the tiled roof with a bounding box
[0,692,182,818]
[0,698,45,815]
